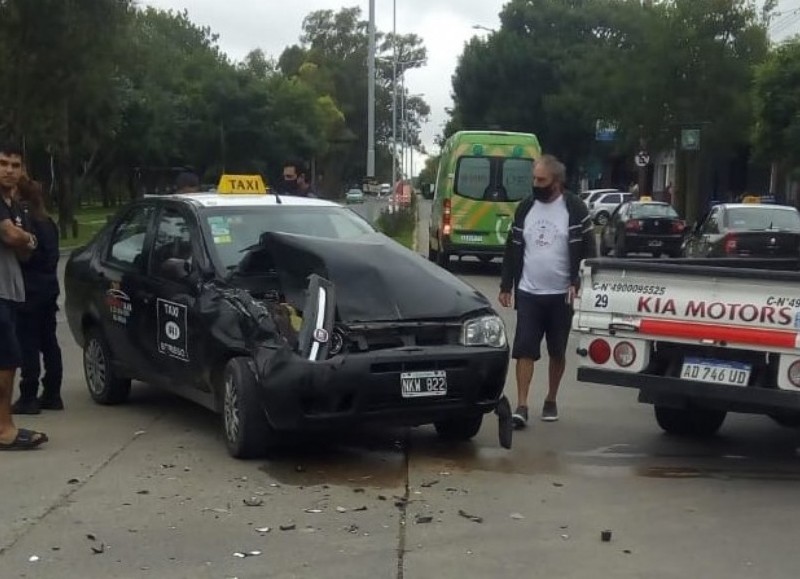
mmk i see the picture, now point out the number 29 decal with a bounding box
[594,293,609,309]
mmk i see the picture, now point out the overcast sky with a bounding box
[141,0,799,174]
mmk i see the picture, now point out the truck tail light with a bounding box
[788,360,800,388]
[625,219,641,232]
[443,199,452,237]
[588,339,611,365]
[613,341,637,367]
[724,233,738,254]
[672,220,686,234]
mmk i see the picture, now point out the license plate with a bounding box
[648,240,663,247]
[680,357,751,387]
[460,234,483,243]
[401,371,447,398]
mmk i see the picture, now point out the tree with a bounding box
[753,39,800,172]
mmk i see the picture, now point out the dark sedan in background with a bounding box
[682,203,800,258]
[599,201,686,257]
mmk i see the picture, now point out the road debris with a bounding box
[133,430,146,437]
[86,533,97,541]
[233,551,262,558]
[561,534,570,540]
[255,527,271,533]
[415,515,433,524]
[458,510,483,524]
[136,490,150,495]
[243,497,264,507]
[420,480,439,488]
[67,478,80,485]
[353,488,365,493]
[552,482,564,488]
[352,506,368,512]
[280,523,296,531]
[510,513,525,520]
[91,544,106,554]
[601,530,613,542]
[345,524,359,534]
[304,508,323,514]
[28,555,39,563]
[336,506,348,513]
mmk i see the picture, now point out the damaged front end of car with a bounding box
[203,231,511,453]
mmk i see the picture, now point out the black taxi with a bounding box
[64,179,510,458]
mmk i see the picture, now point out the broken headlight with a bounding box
[461,315,507,348]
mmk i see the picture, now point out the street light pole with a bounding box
[367,0,376,179]
[391,0,397,189]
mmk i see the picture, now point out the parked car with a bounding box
[345,188,365,204]
[580,188,619,204]
[64,189,509,459]
[682,203,800,258]
[599,201,686,257]
[589,191,633,225]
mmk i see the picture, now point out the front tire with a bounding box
[223,357,276,459]
[654,405,726,437]
[434,414,483,441]
[83,327,131,405]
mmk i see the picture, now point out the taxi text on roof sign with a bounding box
[217,174,268,195]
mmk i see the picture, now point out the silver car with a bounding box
[589,191,633,225]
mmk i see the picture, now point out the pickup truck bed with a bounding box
[573,257,800,436]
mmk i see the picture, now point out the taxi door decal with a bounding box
[157,298,189,362]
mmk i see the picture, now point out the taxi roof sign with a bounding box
[217,174,267,195]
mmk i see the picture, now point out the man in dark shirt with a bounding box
[0,141,48,449]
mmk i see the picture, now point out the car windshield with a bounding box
[203,206,376,270]
[726,207,800,232]
[631,204,679,218]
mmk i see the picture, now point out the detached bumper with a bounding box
[578,367,800,414]
[256,345,509,431]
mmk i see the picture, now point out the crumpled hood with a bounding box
[252,232,492,323]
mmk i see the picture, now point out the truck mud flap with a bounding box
[296,274,336,362]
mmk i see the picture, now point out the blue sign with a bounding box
[595,119,617,142]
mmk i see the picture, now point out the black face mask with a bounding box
[532,185,553,202]
[282,179,299,193]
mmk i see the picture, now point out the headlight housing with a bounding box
[461,315,507,348]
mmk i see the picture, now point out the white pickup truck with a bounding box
[573,257,800,436]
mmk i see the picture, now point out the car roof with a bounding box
[716,203,797,210]
[145,193,339,209]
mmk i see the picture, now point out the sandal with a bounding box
[0,428,49,450]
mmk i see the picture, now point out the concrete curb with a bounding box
[412,199,419,253]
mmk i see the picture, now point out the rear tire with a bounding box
[83,327,131,405]
[435,414,483,441]
[222,357,276,459]
[436,244,451,270]
[654,405,726,437]
[615,234,627,258]
[478,255,493,264]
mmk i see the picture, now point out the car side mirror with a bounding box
[160,257,192,282]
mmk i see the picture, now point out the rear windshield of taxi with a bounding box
[726,207,800,232]
[454,156,532,202]
[630,204,679,218]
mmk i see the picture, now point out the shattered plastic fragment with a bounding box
[420,480,439,488]
[67,478,80,484]
[458,510,483,524]
[86,533,97,541]
[553,482,564,487]
[304,508,323,514]
[561,534,570,540]
[336,506,348,513]
[243,497,264,507]
[280,523,296,531]
[415,515,433,524]
[133,430,146,437]
[510,513,525,520]
[601,530,613,542]
[28,555,39,563]
[91,544,106,554]
[256,527,271,533]
[352,506,368,512]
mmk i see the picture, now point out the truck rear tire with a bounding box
[654,405,726,437]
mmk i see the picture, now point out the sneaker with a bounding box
[541,400,559,422]
[512,405,528,430]
[38,396,64,411]
[11,398,41,415]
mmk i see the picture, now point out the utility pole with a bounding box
[367,0,376,179]
[391,0,398,189]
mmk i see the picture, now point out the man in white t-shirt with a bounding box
[499,155,594,427]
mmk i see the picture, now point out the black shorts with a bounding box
[0,298,22,370]
[511,291,573,361]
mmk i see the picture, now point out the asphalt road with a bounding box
[2,199,800,578]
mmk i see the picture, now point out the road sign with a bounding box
[635,151,650,167]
